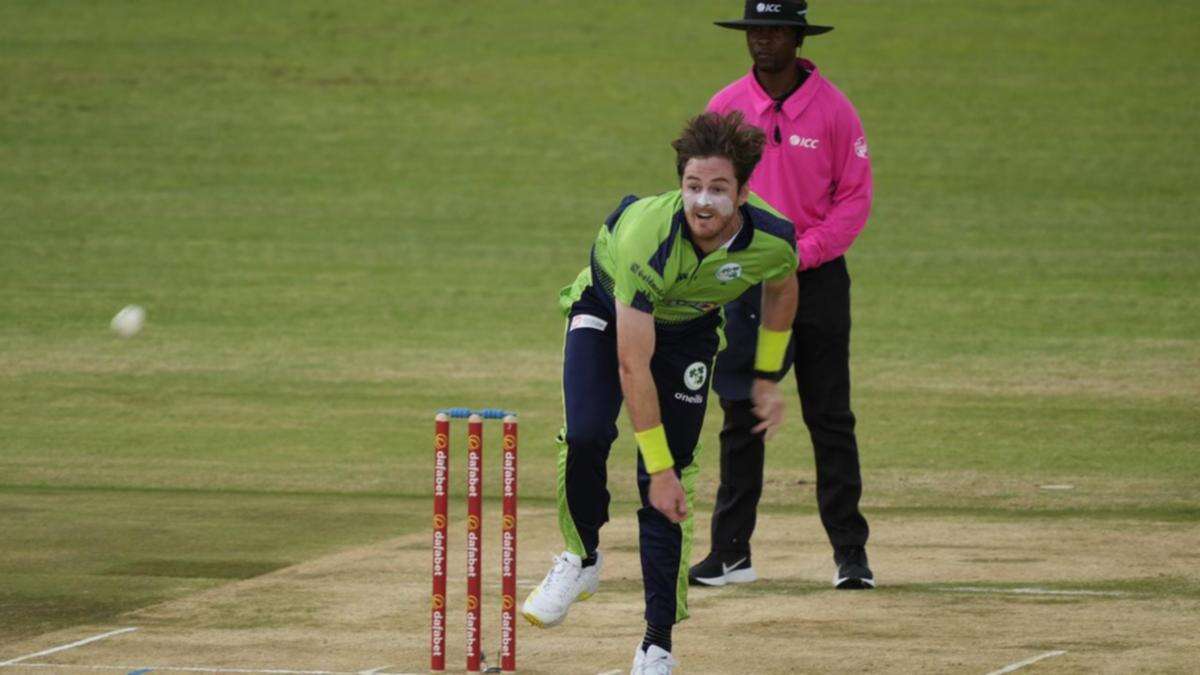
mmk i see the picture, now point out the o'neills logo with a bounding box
[675,392,704,405]
[466,595,479,611]
[468,434,481,451]
[502,514,516,530]
[431,593,445,610]
[502,594,514,611]
[503,434,516,451]
[434,432,448,450]
[433,513,446,529]
[467,514,480,531]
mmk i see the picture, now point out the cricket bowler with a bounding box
[522,111,799,674]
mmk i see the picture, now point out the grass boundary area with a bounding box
[0,482,558,507]
[4,483,1195,521]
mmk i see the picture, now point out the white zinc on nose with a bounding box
[684,189,734,216]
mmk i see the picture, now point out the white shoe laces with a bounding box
[541,554,582,603]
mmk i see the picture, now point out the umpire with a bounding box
[689,0,875,589]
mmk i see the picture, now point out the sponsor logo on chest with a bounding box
[789,134,820,150]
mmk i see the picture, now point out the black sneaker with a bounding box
[688,551,757,587]
[833,545,875,589]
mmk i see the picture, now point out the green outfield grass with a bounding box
[1,0,1197,649]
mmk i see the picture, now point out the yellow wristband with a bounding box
[634,425,674,474]
[754,326,792,373]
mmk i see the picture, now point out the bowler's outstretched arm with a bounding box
[615,300,688,523]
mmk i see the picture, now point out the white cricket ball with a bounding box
[110,305,146,338]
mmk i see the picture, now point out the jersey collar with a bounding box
[746,58,821,120]
[727,205,755,252]
[675,206,756,258]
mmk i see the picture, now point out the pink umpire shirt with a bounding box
[708,59,873,271]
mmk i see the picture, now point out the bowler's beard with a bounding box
[686,208,740,249]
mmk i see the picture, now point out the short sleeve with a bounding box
[609,207,669,312]
[762,239,799,282]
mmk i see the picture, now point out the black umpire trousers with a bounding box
[709,255,869,553]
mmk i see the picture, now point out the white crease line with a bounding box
[0,627,139,666]
[4,665,422,675]
[0,666,129,672]
[986,650,1067,674]
[942,586,1125,597]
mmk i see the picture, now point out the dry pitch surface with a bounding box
[1,506,1197,674]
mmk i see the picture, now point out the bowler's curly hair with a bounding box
[671,111,765,189]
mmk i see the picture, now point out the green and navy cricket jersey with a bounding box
[560,190,798,337]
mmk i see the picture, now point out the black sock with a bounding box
[641,622,672,653]
[582,552,597,568]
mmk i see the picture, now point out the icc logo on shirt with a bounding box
[790,135,820,149]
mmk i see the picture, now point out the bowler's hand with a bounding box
[648,469,688,523]
[751,378,786,440]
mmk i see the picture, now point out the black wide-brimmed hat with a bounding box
[715,0,834,36]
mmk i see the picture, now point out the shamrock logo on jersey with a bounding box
[684,362,708,391]
[715,263,743,283]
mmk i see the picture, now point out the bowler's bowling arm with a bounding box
[615,300,660,435]
[616,300,688,522]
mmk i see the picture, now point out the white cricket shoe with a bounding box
[522,550,602,628]
[631,644,678,674]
